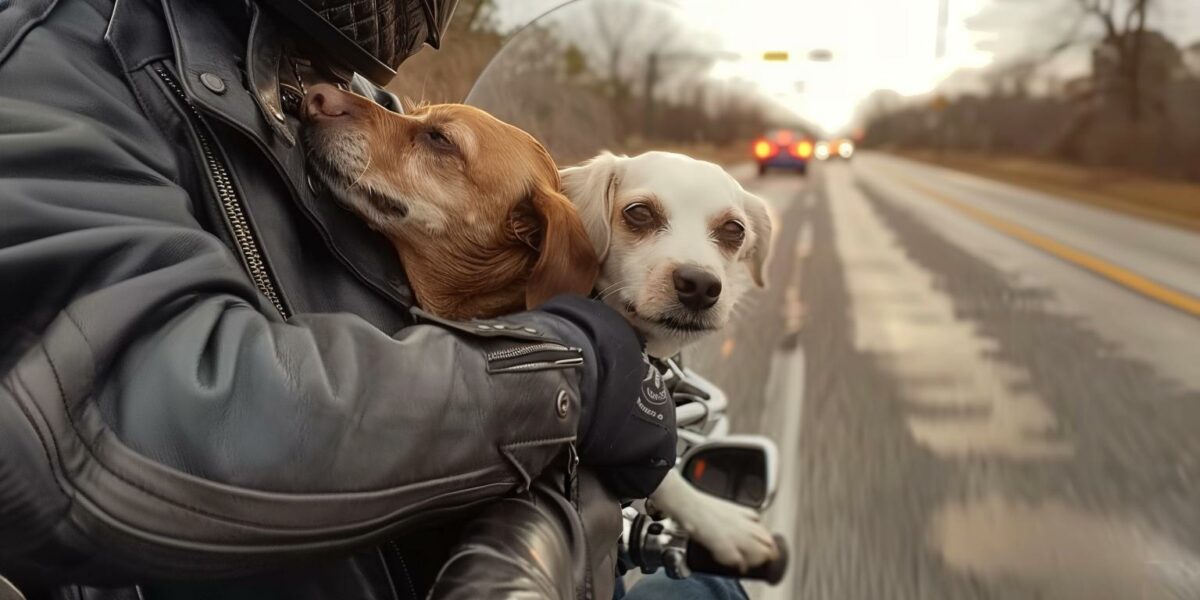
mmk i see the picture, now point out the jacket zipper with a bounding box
[387,541,418,600]
[485,342,579,362]
[486,343,584,373]
[153,65,289,319]
[491,358,585,373]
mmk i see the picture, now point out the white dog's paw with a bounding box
[683,494,778,571]
[650,471,778,572]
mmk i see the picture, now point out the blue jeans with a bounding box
[615,572,749,600]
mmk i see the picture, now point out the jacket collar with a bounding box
[162,0,270,144]
[154,0,413,308]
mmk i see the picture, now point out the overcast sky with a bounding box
[491,0,1200,133]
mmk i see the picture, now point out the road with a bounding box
[688,152,1200,599]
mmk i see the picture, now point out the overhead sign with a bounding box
[807,49,834,62]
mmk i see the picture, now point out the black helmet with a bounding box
[259,0,457,85]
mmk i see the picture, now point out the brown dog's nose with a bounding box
[303,84,354,121]
[673,266,721,311]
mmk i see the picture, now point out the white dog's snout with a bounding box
[672,265,722,311]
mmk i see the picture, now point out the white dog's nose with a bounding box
[673,266,721,311]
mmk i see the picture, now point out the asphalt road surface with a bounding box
[687,152,1200,600]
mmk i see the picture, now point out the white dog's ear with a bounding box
[740,190,775,287]
[559,152,621,262]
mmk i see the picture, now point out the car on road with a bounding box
[830,138,855,160]
[815,138,855,161]
[753,129,813,176]
[814,141,831,161]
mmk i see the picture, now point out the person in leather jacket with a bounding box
[0,0,676,598]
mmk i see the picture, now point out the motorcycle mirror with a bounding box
[680,435,778,510]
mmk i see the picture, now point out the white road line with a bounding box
[747,205,813,599]
[795,220,813,259]
[746,345,806,600]
[827,163,1070,461]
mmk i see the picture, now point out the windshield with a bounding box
[466,0,793,164]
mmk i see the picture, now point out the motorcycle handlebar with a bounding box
[675,401,708,427]
[623,512,789,585]
[686,534,789,585]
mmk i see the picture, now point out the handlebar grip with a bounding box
[685,534,789,584]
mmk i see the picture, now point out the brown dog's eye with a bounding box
[716,220,746,247]
[419,128,456,153]
[622,203,657,231]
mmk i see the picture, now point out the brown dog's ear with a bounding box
[518,184,601,309]
[740,189,775,288]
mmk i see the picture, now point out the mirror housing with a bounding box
[679,435,778,510]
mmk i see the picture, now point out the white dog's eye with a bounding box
[622,202,659,231]
[716,220,746,247]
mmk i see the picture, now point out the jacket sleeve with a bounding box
[0,2,594,584]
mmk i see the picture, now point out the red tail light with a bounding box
[792,140,814,159]
[753,140,776,159]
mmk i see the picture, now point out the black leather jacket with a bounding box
[0,0,639,597]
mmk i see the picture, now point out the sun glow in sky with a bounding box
[679,0,995,133]
[693,0,1200,133]
[496,0,996,134]
[493,0,1199,134]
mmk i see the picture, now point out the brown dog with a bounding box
[301,84,597,320]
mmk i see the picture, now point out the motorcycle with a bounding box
[618,358,788,585]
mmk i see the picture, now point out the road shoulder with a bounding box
[892,150,1200,232]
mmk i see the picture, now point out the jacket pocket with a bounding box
[408,307,584,373]
[486,343,583,374]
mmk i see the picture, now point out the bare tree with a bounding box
[585,0,704,139]
[1075,0,1153,119]
[967,0,1157,117]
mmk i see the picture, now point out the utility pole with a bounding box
[644,52,660,140]
[936,0,949,59]
[640,50,747,141]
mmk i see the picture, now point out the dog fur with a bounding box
[560,151,773,358]
[301,83,597,319]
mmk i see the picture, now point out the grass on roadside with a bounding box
[896,150,1200,232]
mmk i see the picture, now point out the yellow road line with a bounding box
[890,173,1200,318]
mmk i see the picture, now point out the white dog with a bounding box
[560,151,778,571]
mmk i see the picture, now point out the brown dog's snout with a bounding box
[303,84,358,121]
[673,266,721,311]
